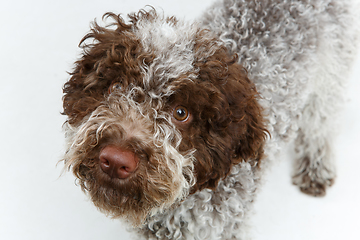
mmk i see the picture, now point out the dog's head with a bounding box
[62,9,267,226]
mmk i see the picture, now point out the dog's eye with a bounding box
[173,106,189,122]
[108,82,122,94]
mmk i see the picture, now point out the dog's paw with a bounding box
[293,174,334,197]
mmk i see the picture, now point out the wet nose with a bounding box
[99,146,139,179]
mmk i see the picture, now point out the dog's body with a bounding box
[62,0,358,239]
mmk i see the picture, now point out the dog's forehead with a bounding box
[134,17,198,61]
[133,17,199,86]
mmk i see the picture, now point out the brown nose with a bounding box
[99,146,139,179]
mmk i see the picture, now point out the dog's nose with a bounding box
[99,146,139,179]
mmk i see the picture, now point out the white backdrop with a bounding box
[0,1,359,239]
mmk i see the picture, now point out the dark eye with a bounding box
[108,82,122,94]
[173,106,189,121]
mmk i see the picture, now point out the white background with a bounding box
[0,1,359,239]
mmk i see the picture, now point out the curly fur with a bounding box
[62,0,358,239]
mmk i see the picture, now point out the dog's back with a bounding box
[202,0,358,142]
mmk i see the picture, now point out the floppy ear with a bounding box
[225,62,268,164]
[62,13,145,126]
[195,43,268,167]
[183,39,268,193]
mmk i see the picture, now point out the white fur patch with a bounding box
[133,14,199,96]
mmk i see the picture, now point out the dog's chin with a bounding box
[88,180,149,226]
[76,165,188,226]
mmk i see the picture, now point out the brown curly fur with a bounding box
[62,10,267,225]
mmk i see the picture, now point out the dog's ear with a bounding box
[62,13,146,126]
[225,61,267,164]
[195,41,268,166]
[183,38,268,192]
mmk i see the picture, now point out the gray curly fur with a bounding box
[135,0,359,239]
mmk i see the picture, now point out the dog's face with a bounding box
[62,10,267,225]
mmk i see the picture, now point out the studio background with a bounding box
[1,1,359,239]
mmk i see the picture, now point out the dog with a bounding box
[62,0,358,239]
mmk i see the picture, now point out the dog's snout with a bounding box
[99,146,139,179]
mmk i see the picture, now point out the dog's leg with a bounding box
[291,44,342,197]
[292,93,337,197]
[291,3,358,195]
